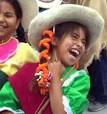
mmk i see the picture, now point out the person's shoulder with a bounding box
[78,69,89,76]
[71,68,89,78]
[17,42,39,61]
[62,68,89,87]
[18,42,31,48]
[17,42,35,53]
[76,69,90,80]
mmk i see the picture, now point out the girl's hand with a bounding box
[48,61,65,79]
[48,61,66,114]
[48,61,65,85]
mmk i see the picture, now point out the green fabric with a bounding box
[0,67,90,114]
[0,82,20,111]
[62,68,90,114]
[61,66,76,80]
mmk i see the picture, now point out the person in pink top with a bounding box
[0,0,38,80]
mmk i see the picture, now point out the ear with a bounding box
[85,47,91,55]
[15,19,21,30]
[51,37,59,46]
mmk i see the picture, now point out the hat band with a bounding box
[39,0,54,3]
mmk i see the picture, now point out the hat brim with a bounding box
[18,0,38,31]
[37,0,62,8]
[28,4,104,49]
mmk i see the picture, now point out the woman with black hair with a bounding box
[0,0,38,78]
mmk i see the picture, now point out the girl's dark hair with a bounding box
[0,0,26,42]
[55,22,90,47]
[16,23,26,42]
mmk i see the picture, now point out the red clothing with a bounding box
[9,63,52,114]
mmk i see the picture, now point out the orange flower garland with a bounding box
[35,30,53,95]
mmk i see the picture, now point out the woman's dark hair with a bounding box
[55,22,90,47]
[16,23,26,42]
[0,0,26,42]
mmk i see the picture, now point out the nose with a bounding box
[0,14,5,23]
[75,40,83,48]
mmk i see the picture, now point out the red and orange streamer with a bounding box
[35,30,53,95]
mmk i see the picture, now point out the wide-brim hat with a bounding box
[37,0,63,8]
[18,0,38,31]
[28,4,104,50]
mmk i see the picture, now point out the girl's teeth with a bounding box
[72,49,79,55]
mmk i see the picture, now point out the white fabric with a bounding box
[62,71,79,87]
[62,70,86,87]
[62,96,73,114]
[0,107,24,114]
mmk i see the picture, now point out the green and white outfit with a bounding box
[0,66,90,114]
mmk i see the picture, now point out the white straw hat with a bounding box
[28,4,104,50]
[36,0,62,8]
[18,0,38,31]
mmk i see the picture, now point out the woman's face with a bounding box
[0,1,20,43]
[54,27,87,66]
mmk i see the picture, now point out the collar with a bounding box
[0,37,19,63]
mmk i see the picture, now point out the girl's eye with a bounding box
[82,39,86,46]
[71,33,78,40]
[4,12,14,18]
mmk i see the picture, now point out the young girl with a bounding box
[0,4,104,114]
[0,0,38,80]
